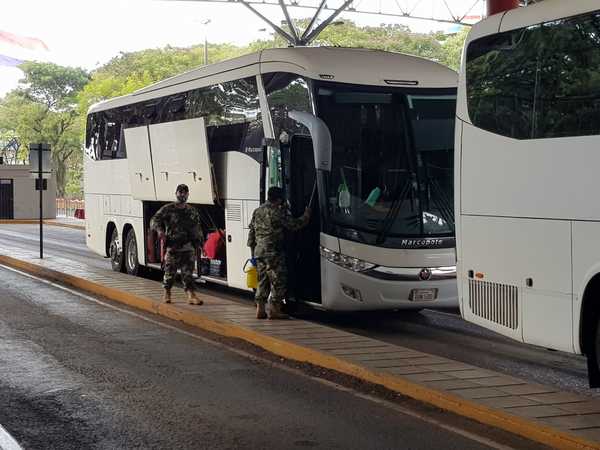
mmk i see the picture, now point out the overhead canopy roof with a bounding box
[162,1,545,46]
[162,0,488,45]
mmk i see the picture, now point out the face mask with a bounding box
[176,192,188,204]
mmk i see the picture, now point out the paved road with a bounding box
[0,225,106,269]
[0,224,594,398]
[0,266,542,450]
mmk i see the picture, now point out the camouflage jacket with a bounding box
[150,203,204,251]
[247,202,309,258]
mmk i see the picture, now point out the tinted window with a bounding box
[467,10,600,139]
[85,77,263,161]
[264,73,311,141]
[85,113,99,160]
[186,77,261,126]
[202,78,264,160]
[263,73,312,186]
[317,83,456,243]
[466,27,538,139]
[535,13,600,138]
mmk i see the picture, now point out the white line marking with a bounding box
[0,424,22,450]
[0,264,517,450]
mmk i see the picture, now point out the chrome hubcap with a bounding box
[127,237,137,269]
[110,236,120,263]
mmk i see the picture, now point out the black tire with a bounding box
[589,319,600,388]
[109,228,124,273]
[124,230,141,276]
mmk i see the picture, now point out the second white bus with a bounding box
[455,0,600,385]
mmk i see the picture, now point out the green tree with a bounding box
[0,62,89,197]
[79,44,248,112]
[438,27,469,70]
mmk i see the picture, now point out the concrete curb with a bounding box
[0,252,597,450]
[0,219,85,231]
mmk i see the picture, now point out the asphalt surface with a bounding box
[0,224,595,399]
[0,264,541,450]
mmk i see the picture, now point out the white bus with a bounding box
[84,47,458,311]
[455,0,600,385]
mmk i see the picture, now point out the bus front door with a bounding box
[284,135,322,304]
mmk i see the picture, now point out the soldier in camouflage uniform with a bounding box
[150,184,204,305]
[247,186,311,319]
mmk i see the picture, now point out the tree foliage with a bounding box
[0,62,89,197]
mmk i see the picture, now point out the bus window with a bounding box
[315,82,456,247]
[467,10,600,140]
[263,73,312,187]
[202,78,263,162]
[264,73,311,140]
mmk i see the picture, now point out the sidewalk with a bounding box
[0,244,599,450]
[46,216,85,230]
[49,216,85,229]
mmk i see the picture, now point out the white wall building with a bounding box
[0,164,56,219]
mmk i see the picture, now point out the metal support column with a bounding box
[38,146,43,259]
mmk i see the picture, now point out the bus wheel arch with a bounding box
[580,273,600,387]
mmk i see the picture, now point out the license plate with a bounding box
[409,288,438,302]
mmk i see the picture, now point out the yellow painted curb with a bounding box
[0,219,85,230]
[0,252,597,450]
[0,220,39,225]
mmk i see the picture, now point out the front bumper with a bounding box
[320,258,458,311]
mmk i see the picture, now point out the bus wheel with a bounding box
[124,230,141,276]
[109,228,124,272]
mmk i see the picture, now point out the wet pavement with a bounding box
[0,224,594,398]
[0,266,528,450]
[301,308,594,397]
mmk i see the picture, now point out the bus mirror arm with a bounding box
[288,111,332,172]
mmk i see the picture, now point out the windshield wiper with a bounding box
[426,176,455,229]
[376,179,412,245]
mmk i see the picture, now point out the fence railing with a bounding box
[56,198,85,218]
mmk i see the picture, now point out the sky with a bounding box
[0,0,485,96]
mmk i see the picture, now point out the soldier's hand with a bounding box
[304,207,312,217]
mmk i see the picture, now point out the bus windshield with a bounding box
[315,83,456,248]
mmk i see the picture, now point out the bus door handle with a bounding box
[160,171,169,181]
[134,171,143,180]
[187,171,200,182]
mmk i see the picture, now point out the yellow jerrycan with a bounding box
[244,258,258,289]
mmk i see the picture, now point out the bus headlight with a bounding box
[320,246,376,272]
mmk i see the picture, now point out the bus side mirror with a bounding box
[288,111,332,172]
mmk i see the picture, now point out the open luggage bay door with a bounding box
[124,126,157,201]
[149,117,215,204]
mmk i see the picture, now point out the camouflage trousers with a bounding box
[255,255,287,306]
[163,248,196,292]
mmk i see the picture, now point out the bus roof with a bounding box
[466,0,598,45]
[88,47,457,114]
